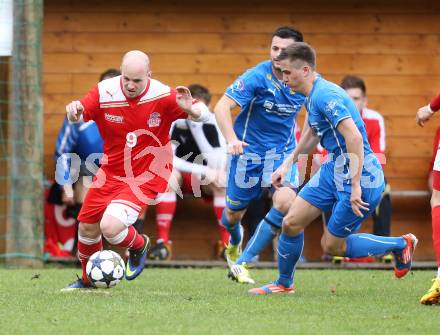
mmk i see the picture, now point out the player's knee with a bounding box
[282,211,301,235]
[78,222,100,238]
[100,203,140,238]
[100,216,123,239]
[273,187,296,214]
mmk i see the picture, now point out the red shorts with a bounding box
[433,171,440,191]
[180,172,212,201]
[78,175,157,224]
[433,147,440,191]
[181,172,201,194]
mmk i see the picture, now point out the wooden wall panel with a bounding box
[44,0,440,14]
[42,0,440,260]
[44,32,440,56]
[44,12,440,34]
[46,73,440,98]
[44,53,440,76]
[42,1,440,189]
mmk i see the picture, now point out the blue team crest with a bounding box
[232,79,245,92]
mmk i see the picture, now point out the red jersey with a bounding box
[430,92,440,112]
[360,107,386,155]
[429,127,440,171]
[80,76,187,194]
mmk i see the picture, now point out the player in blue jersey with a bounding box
[249,42,418,295]
[214,27,305,284]
[54,69,120,212]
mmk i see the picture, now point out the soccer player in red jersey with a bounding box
[62,50,211,290]
[416,91,440,304]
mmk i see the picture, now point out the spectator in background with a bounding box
[321,75,392,263]
[148,84,229,260]
[416,91,440,305]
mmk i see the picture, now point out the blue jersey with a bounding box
[299,74,384,238]
[54,118,103,183]
[306,75,374,160]
[226,60,305,156]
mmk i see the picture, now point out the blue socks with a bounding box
[221,210,242,246]
[276,232,304,288]
[237,208,284,265]
[345,233,406,258]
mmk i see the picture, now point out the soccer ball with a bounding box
[86,250,125,288]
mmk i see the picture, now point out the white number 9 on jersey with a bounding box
[126,132,137,148]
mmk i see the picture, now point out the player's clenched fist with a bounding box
[227,138,248,155]
[66,100,84,122]
[272,160,290,189]
[416,104,434,127]
[176,86,193,111]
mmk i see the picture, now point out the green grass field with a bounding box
[0,268,438,335]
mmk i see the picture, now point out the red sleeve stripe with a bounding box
[430,92,440,112]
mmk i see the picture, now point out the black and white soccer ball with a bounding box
[86,250,125,288]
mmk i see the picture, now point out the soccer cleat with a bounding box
[420,278,440,305]
[248,282,295,295]
[225,243,242,269]
[225,225,244,269]
[61,275,94,292]
[228,263,255,284]
[393,233,418,279]
[125,234,151,281]
[148,241,172,261]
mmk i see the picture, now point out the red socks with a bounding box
[77,234,102,284]
[432,205,440,266]
[155,193,177,243]
[115,226,145,250]
[214,197,229,245]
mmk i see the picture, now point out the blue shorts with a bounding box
[299,161,384,238]
[226,153,299,211]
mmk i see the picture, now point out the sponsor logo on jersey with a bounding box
[226,195,241,207]
[148,112,161,127]
[263,100,274,109]
[104,113,124,123]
